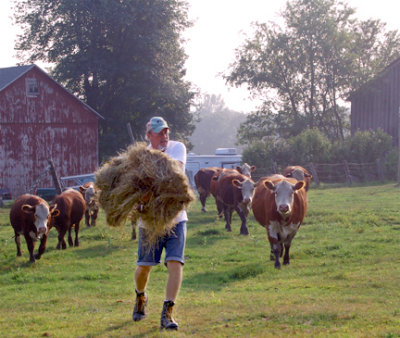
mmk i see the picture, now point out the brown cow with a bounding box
[252,175,308,268]
[213,173,256,235]
[10,194,59,262]
[50,189,86,249]
[194,167,222,212]
[209,163,256,216]
[79,182,99,227]
[282,165,312,191]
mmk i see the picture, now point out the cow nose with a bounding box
[279,205,289,213]
[38,226,47,234]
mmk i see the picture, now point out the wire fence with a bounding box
[252,159,387,186]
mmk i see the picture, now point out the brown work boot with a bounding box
[160,300,178,330]
[132,290,147,322]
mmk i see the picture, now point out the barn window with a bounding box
[26,78,39,97]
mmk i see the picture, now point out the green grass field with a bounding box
[0,183,399,337]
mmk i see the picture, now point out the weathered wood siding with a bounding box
[350,58,400,146]
[0,67,100,197]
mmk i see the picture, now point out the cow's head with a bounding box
[236,163,256,178]
[232,177,256,213]
[285,168,312,181]
[21,202,59,239]
[80,184,99,213]
[264,179,305,219]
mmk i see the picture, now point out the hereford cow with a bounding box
[282,165,312,191]
[194,167,222,212]
[79,182,99,227]
[50,189,86,249]
[10,194,59,262]
[213,173,256,235]
[209,163,257,216]
[252,175,308,268]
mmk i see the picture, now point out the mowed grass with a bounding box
[0,183,399,337]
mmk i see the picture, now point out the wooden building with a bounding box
[349,57,400,146]
[0,64,103,198]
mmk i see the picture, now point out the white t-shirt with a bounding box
[145,140,188,223]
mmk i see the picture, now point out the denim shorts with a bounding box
[137,221,187,266]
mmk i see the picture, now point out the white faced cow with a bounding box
[213,173,256,235]
[10,194,59,262]
[210,163,256,217]
[282,165,312,191]
[252,175,308,268]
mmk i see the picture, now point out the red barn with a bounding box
[349,57,400,146]
[0,64,103,197]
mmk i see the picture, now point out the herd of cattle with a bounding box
[8,164,312,269]
[194,164,312,268]
[9,182,98,263]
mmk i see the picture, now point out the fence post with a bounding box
[308,162,320,186]
[47,158,63,194]
[272,161,278,174]
[376,158,384,182]
[343,160,352,185]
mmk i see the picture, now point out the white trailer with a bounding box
[185,148,242,188]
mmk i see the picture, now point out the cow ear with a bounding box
[304,172,312,178]
[263,180,275,191]
[251,165,256,172]
[236,166,242,173]
[21,204,35,214]
[293,181,305,191]
[79,186,86,194]
[50,203,60,216]
[232,179,242,189]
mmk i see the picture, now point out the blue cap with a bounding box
[146,116,169,133]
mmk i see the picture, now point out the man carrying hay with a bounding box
[133,116,189,331]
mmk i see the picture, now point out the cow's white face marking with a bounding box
[273,180,296,218]
[240,179,256,205]
[34,203,50,235]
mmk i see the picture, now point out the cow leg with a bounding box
[14,232,22,257]
[23,233,36,263]
[34,234,48,260]
[67,225,74,247]
[85,210,91,227]
[56,228,67,250]
[271,241,282,269]
[236,208,249,236]
[90,209,98,227]
[216,200,224,218]
[224,207,232,232]
[283,243,291,265]
[74,223,80,247]
[199,193,207,213]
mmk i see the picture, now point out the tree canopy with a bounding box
[189,94,246,154]
[13,0,195,161]
[225,0,400,144]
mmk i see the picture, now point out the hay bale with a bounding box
[95,142,196,246]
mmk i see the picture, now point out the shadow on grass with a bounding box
[73,244,120,259]
[186,227,229,248]
[184,262,267,291]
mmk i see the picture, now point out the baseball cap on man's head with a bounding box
[146,116,169,133]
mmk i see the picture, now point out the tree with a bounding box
[13,0,195,161]
[226,0,400,144]
[189,94,246,154]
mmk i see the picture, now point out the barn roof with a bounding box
[348,55,400,101]
[0,64,103,119]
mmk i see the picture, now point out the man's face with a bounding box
[148,128,169,151]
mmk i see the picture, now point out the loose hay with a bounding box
[95,142,196,247]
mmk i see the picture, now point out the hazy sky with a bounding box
[1,0,399,112]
